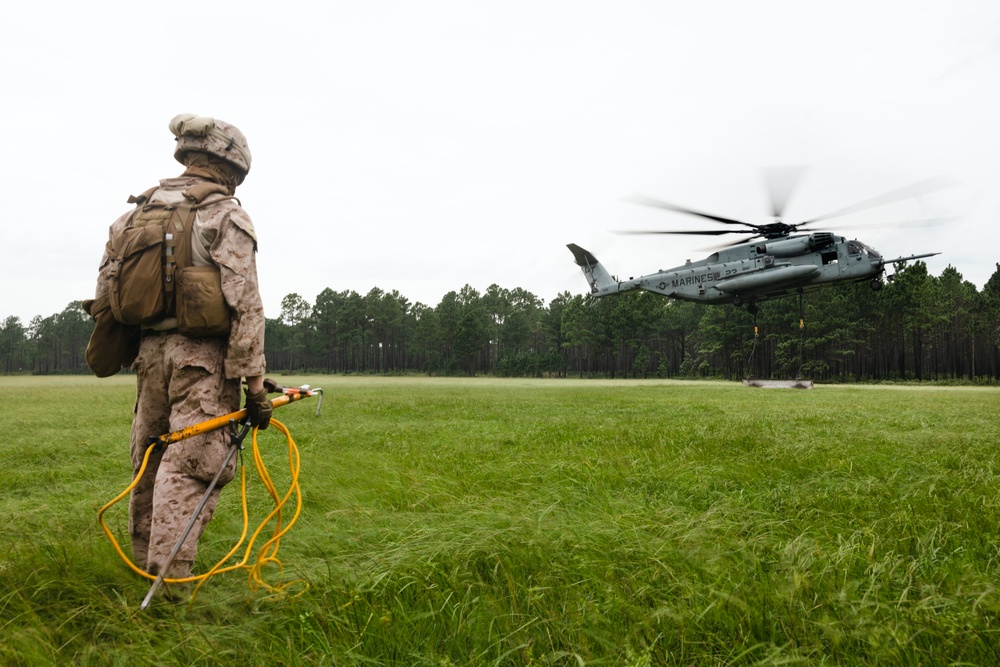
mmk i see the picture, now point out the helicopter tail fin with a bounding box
[567,243,623,296]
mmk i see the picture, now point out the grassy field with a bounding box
[1,375,1000,665]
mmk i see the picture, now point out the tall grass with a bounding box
[1,376,999,665]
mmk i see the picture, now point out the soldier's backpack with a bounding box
[104,182,235,336]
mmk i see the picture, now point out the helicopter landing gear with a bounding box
[870,279,883,292]
[733,295,759,315]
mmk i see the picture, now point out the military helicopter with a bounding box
[568,171,946,315]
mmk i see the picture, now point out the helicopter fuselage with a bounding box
[568,233,936,307]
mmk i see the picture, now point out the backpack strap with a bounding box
[171,182,236,273]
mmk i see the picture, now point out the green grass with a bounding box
[2,375,1000,665]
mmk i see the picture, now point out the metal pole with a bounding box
[140,421,248,610]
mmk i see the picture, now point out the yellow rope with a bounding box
[97,417,307,601]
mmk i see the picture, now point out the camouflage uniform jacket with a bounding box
[96,175,266,379]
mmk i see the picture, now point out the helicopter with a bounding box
[567,172,946,315]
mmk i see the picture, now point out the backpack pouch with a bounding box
[176,265,231,337]
[83,293,140,376]
[109,224,168,325]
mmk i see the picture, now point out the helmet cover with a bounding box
[169,113,251,174]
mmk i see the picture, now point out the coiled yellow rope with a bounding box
[97,417,306,601]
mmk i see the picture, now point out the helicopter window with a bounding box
[847,241,863,255]
[821,250,838,265]
[859,242,881,259]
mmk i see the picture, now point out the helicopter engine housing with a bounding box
[757,232,836,257]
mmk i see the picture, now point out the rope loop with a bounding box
[97,417,307,602]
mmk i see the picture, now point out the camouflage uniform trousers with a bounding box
[128,332,241,578]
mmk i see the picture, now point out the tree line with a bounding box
[4,262,1000,382]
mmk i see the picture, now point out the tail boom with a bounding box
[567,243,640,296]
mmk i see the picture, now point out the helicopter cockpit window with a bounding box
[847,240,882,259]
[860,242,881,259]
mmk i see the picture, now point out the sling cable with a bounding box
[98,384,322,609]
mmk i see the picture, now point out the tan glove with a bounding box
[244,386,273,430]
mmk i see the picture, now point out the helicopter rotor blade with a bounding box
[616,229,744,236]
[719,235,760,248]
[820,216,958,232]
[800,176,959,225]
[762,165,806,219]
[693,234,762,251]
[622,194,754,228]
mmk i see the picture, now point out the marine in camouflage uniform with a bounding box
[93,115,271,578]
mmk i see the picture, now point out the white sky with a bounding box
[3,1,999,324]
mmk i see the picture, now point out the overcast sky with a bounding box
[3,1,998,325]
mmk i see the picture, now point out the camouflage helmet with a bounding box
[169,113,252,174]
